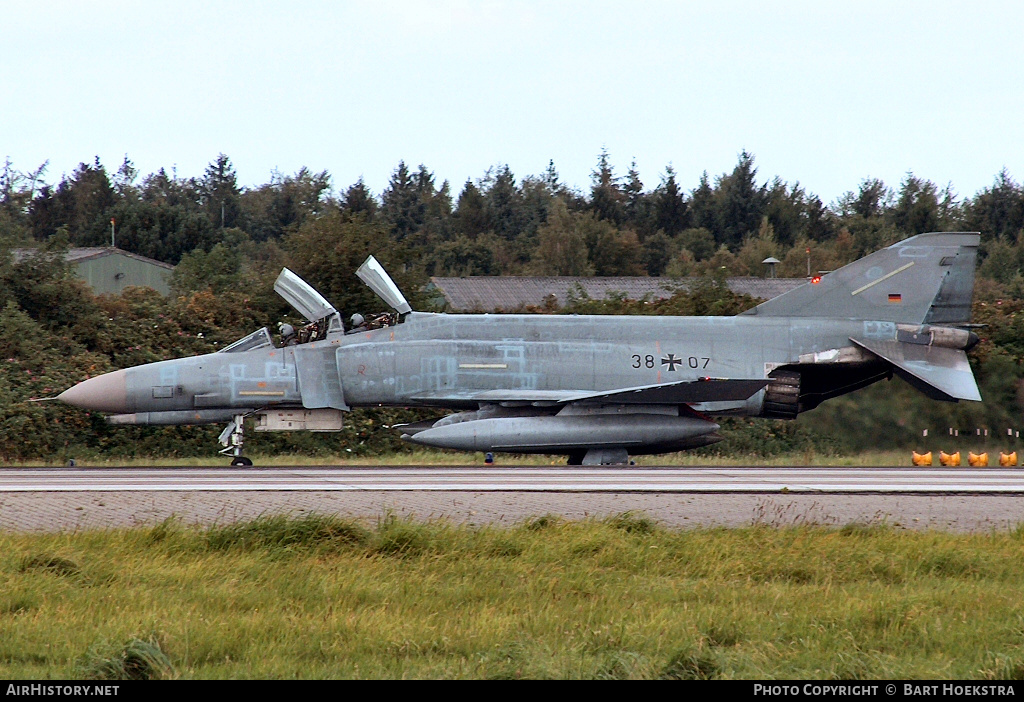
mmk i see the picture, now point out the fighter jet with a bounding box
[58,231,982,466]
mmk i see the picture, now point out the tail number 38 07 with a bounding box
[632,354,710,371]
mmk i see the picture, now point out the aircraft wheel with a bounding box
[230,456,254,467]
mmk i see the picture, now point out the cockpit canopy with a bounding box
[274,268,338,323]
[219,327,275,354]
[356,255,412,317]
[246,259,413,347]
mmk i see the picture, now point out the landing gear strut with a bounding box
[218,414,253,467]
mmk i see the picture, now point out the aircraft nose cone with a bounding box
[57,370,128,413]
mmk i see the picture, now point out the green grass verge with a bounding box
[4,514,1024,679]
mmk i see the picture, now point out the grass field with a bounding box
[3,514,1024,679]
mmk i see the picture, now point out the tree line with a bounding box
[3,150,1024,283]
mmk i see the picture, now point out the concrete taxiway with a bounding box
[2,466,1024,533]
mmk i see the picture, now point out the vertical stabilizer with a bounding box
[746,232,979,323]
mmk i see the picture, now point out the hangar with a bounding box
[12,246,174,296]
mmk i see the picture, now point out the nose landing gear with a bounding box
[219,415,253,467]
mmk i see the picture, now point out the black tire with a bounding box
[230,456,253,467]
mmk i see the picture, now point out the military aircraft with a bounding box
[57,231,982,466]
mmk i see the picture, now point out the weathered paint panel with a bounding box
[332,314,870,408]
[293,345,348,410]
[336,343,398,405]
[125,347,300,413]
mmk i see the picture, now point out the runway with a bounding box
[2,466,1024,532]
[6,465,1024,492]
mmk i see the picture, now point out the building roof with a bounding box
[11,247,174,270]
[429,276,807,312]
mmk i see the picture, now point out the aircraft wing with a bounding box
[850,337,982,402]
[410,378,770,406]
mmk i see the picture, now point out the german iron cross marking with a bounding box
[661,354,682,371]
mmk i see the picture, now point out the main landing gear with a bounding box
[567,448,631,466]
[219,414,253,467]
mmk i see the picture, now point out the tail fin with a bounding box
[747,232,979,324]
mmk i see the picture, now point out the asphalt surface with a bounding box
[3,466,1024,533]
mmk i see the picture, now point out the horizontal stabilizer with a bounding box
[411,378,770,406]
[850,337,981,402]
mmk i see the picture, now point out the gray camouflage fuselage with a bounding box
[107,314,882,415]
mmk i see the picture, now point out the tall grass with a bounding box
[3,515,1024,678]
